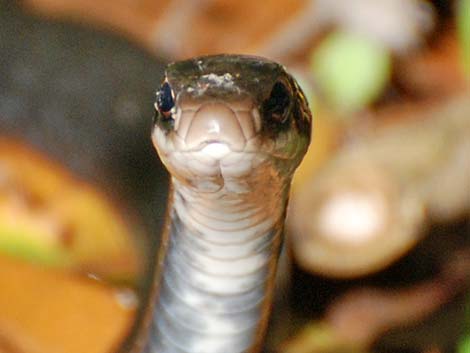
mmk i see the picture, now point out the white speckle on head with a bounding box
[223,73,233,81]
[200,73,235,89]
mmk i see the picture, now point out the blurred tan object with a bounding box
[0,256,135,353]
[279,250,470,353]
[289,95,470,278]
[22,0,433,59]
[290,160,425,278]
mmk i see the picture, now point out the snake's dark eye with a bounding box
[262,81,291,124]
[156,81,175,115]
[154,81,175,130]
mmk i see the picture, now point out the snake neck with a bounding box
[148,177,290,353]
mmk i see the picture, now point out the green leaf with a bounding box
[458,335,470,353]
[457,0,470,77]
[310,31,391,115]
[0,227,71,267]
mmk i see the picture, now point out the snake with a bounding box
[141,54,312,353]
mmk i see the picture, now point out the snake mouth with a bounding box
[191,141,233,159]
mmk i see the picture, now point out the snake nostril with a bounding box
[183,103,249,151]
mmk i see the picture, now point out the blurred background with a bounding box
[0,0,468,352]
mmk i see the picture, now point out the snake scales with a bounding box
[140,54,312,353]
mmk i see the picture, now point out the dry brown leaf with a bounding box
[0,256,135,353]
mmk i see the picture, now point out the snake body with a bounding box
[146,55,311,353]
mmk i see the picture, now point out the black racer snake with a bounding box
[137,54,312,353]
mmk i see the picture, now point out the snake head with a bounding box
[152,55,312,192]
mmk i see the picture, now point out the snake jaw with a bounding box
[153,127,257,183]
[152,119,302,193]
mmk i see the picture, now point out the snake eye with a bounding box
[155,81,175,130]
[156,81,175,116]
[262,81,291,124]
